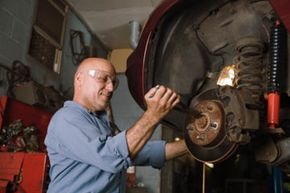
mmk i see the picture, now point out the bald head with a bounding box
[73,57,117,111]
[76,58,115,75]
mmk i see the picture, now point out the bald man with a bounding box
[44,58,187,193]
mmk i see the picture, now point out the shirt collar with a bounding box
[64,101,107,117]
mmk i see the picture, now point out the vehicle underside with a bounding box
[126,0,290,173]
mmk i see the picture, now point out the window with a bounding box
[29,0,67,73]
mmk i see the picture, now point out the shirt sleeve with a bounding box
[45,109,132,174]
[131,140,166,169]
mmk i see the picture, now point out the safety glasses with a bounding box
[88,69,119,90]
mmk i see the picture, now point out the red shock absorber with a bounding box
[267,20,287,128]
[267,92,280,128]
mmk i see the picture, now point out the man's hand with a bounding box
[126,85,180,158]
[144,85,180,123]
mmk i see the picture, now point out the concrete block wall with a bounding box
[0,0,108,98]
[0,0,36,95]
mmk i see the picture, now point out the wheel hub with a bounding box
[186,100,223,147]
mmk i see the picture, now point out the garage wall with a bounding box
[60,9,108,97]
[0,0,108,98]
[0,0,63,96]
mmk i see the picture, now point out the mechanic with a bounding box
[44,57,188,193]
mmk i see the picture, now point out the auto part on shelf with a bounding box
[0,119,39,152]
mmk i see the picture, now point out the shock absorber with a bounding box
[234,37,265,105]
[267,20,287,128]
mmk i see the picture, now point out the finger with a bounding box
[172,96,181,107]
[145,85,160,99]
[160,88,174,103]
[152,85,167,99]
[167,92,179,105]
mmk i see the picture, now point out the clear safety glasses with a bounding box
[88,69,119,90]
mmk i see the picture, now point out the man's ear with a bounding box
[75,71,82,87]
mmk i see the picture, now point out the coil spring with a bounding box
[233,37,265,103]
[268,21,287,93]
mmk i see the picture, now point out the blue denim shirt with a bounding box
[44,101,165,193]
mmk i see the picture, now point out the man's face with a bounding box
[78,61,118,112]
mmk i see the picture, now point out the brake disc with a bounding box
[184,99,238,162]
[183,85,259,163]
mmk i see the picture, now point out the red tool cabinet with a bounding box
[0,96,52,193]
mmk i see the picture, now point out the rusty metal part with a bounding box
[234,37,265,104]
[272,138,290,166]
[184,86,259,163]
[264,127,285,134]
[186,100,224,147]
[255,136,279,163]
[255,137,290,173]
[184,89,238,163]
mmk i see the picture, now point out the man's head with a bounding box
[73,58,118,112]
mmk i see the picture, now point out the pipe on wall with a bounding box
[129,20,141,49]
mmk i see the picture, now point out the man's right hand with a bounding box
[126,85,181,158]
[144,85,180,123]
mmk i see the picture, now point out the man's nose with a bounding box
[105,80,114,91]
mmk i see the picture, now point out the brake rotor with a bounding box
[184,100,238,163]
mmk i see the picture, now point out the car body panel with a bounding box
[126,0,180,109]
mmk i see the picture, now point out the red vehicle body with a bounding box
[126,0,290,166]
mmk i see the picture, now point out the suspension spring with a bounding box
[233,37,265,104]
[268,20,287,93]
